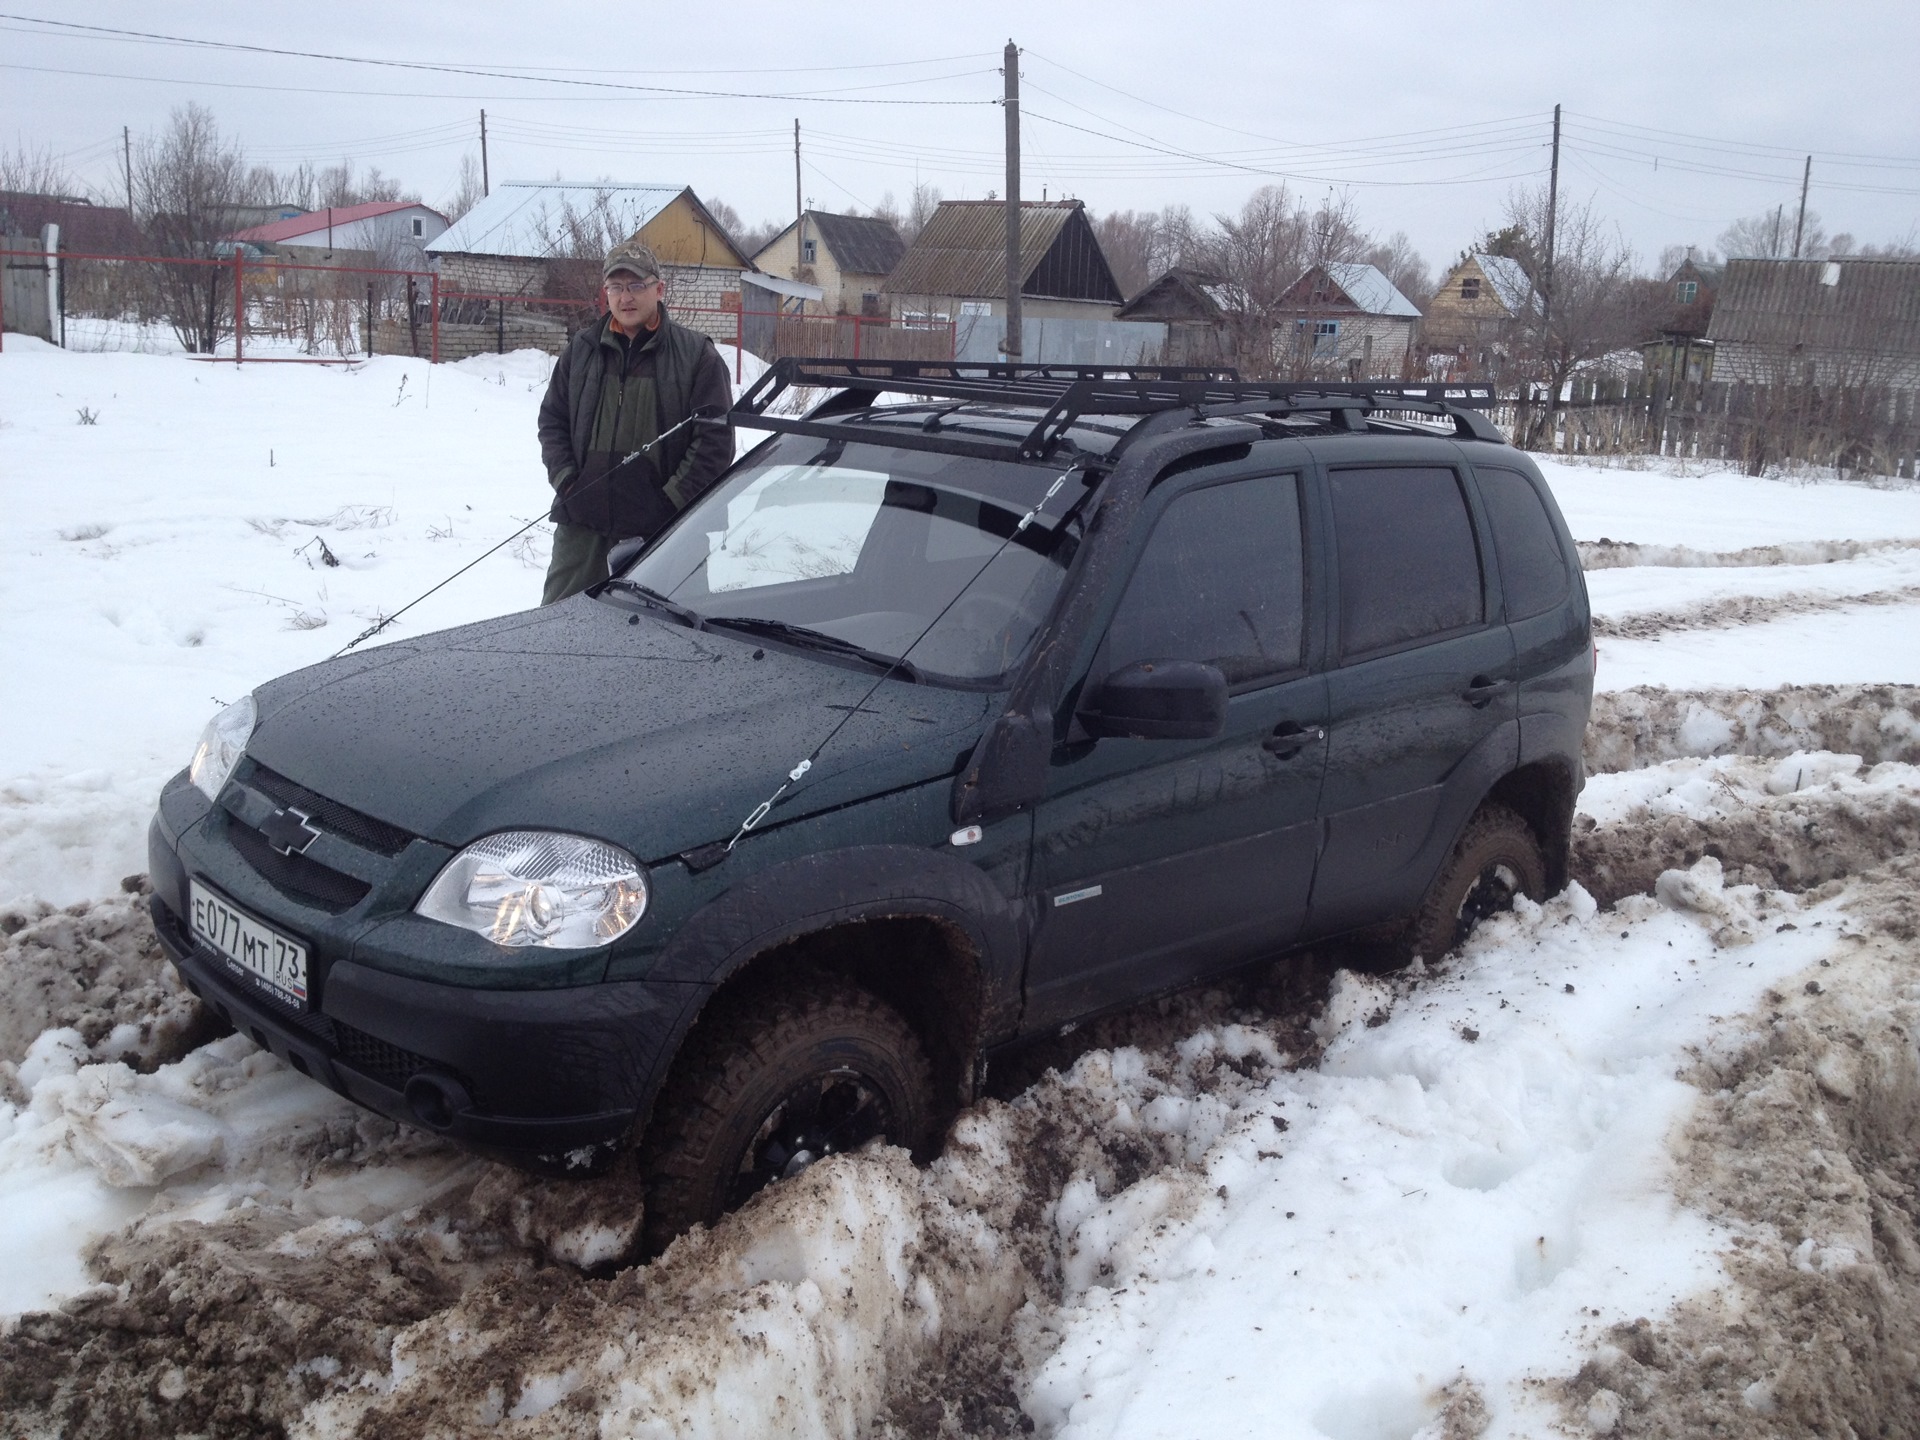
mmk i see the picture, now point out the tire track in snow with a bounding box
[1578,536,1920,571]
[1592,585,1920,642]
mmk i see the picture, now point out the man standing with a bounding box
[537,240,734,604]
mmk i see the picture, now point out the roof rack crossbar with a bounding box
[731,358,1505,459]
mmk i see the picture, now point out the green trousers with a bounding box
[541,523,613,606]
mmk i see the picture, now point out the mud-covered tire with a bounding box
[639,974,934,1255]
[1404,803,1548,964]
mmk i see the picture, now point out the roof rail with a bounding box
[731,358,1505,461]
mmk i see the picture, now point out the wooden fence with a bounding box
[1488,375,1920,478]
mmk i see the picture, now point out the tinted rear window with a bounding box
[1330,466,1483,656]
[1476,466,1570,620]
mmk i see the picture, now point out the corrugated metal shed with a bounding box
[1324,262,1421,318]
[807,212,905,276]
[887,200,1121,304]
[1707,257,1920,357]
[427,182,681,258]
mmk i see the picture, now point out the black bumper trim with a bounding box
[150,896,637,1158]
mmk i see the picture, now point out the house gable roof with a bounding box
[1707,257,1920,357]
[232,201,442,245]
[1470,253,1534,313]
[809,211,906,276]
[1276,262,1421,318]
[887,200,1122,305]
[426,182,682,260]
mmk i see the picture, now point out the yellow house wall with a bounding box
[637,194,746,270]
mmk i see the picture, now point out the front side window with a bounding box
[1104,474,1306,686]
[1330,467,1483,657]
[1460,277,1482,301]
[1675,279,1698,304]
[620,435,1080,684]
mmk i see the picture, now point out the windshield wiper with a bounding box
[704,616,922,682]
[601,578,706,629]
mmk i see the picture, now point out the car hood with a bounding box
[246,599,995,861]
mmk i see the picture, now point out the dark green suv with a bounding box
[147,364,1591,1249]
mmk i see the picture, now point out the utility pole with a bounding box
[479,110,490,196]
[793,119,806,280]
[1003,40,1022,362]
[1792,155,1812,258]
[122,125,133,219]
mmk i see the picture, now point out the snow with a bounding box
[3,349,1919,1435]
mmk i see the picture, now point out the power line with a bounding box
[0,16,998,104]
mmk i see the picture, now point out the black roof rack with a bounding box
[730,358,1505,462]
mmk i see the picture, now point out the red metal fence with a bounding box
[1,247,957,376]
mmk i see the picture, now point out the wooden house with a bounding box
[1114,267,1246,365]
[1423,252,1536,380]
[885,200,1124,327]
[425,182,752,342]
[230,201,449,268]
[1270,262,1421,378]
[1708,257,1920,389]
[751,210,905,316]
[1641,255,1720,387]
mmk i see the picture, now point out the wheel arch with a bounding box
[1484,758,1577,893]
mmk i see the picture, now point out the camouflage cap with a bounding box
[603,240,662,282]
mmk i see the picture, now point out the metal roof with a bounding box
[1323,262,1421,318]
[887,200,1118,302]
[426,182,682,259]
[232,201,442,245]
[1707,257,1920,358]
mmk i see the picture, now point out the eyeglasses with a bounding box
[605,279,659,297]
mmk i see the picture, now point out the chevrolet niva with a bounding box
[149,363,1592,1252]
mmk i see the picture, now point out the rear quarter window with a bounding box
[1476,466,1571,620]
[1329,466,1483,657]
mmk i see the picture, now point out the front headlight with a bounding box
[189,694,256,802]
[415,831,649,949]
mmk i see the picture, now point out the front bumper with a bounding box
[149,803,696,1170]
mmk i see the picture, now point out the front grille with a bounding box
[334,1022,480,1105]
[246,763,414,856]
[227,817,372,913]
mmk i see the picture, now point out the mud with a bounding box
[1555,856,1920,1438]
[1578,536,1920,571]
[1585,685,1920,774]
[0,880,218,1094]
[0,931,1334,1440]
[1591,585,1920,641]
[1572,757,1920,909]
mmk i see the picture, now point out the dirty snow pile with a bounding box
[4,345,1920,1437]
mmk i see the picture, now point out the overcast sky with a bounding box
[6,0,1918,273]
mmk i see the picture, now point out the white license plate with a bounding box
[189,880,309,1007]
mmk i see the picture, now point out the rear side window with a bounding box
[1106,473,1305,685]
[1330,466,1483,656]
[1476,466,1570,620]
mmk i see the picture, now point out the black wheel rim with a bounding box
[1453,861,1522,947]
[726,1067,894,1210]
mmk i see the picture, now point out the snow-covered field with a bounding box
[3,343,1919,1438]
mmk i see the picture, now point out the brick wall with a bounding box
[662,264,742,343]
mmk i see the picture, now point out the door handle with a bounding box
[1263,722,1326,758]
[1462,675,1506,708]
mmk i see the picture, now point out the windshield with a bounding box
[615,433,1082,685]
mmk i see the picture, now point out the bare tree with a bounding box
[1500,185,1652,444]
[1362,231,1432,307]
[1720,206,1831,260]
[443,155,485,223]
[902,182,942,244]
[0,143,75,198]
[133,104,252,352]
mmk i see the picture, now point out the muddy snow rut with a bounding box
[4,694,1920,1438]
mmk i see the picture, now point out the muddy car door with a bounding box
[1306,456,1518,938]
[1023,468,1329,1031]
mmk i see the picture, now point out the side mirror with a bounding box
[606,535,648,576]
[1078,660,1228,741]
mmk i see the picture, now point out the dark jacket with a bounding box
[537,309,734,537]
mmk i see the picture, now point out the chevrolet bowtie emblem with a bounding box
[261,805,323,856]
